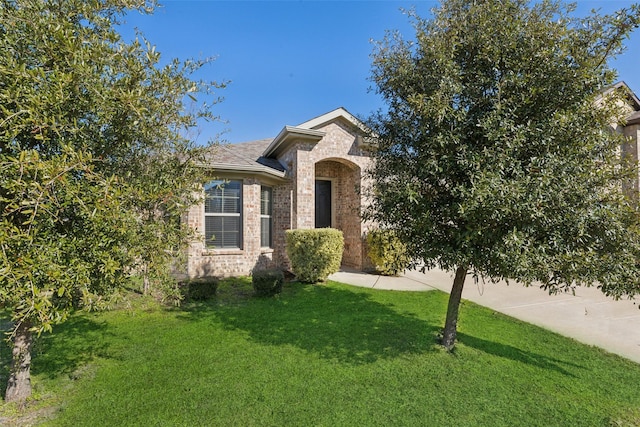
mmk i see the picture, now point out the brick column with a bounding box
[295,149,314,229]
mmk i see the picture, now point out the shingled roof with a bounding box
[206,138,287,179]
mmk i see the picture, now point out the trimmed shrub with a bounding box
[366,229,410,276]
[180,277,219,301]
[252,268,285,297]
[285,228,344,283]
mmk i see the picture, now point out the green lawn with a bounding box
[2,278,640,426]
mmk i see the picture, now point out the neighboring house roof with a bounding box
[608,81,640,110]
[209,107,366,178]
[601,81,640,126]
[617,81,640,126]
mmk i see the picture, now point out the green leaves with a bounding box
[0,0,222,339]
[366,0,640,296]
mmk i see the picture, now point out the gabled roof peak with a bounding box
[296,107,364,130]
[263,107,367,158]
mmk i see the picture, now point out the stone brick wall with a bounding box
[186,178,276,278]
[315,160,361,267]
[185,117,374,278]
[277,120,373,270]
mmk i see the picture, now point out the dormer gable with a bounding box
[263,107,368,158]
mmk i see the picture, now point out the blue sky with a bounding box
[120,1,640,145]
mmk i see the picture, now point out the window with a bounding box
[260,186,273,248]
[204,180,242,249]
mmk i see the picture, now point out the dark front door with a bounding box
[315,180,332,228]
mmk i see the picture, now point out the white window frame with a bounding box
[204,179,242,249]
[260,185,273,248]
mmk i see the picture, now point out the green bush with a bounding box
[285,228,344,283]
[180,277,219,301]
[252,268,285,297]
[366,229,410,276]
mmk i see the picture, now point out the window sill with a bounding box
[260,248,274,254]
[202,248,243,256]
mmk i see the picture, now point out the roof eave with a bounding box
[627,116,640,126]
[263,125,325,158]
[210,162,288,181]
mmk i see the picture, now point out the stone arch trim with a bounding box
[314,158,363,269]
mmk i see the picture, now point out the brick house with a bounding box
[185,107,374,278]
[185,83,640,279]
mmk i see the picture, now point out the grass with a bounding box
[2,277,640,426]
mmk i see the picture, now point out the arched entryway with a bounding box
[314,158,362,269]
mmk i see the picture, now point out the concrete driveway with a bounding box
[329,267,640,364]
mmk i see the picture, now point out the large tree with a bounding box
[366,0,640,351]
[0,0,222,402]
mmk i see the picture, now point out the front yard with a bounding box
[2,278,639,426]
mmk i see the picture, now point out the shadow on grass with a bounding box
[457,332,583,376]
[30,315,112,380]
[184,283,442,365]
[0,318,12,397]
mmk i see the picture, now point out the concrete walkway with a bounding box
[329,268,640,364]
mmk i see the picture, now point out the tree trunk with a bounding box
[5,320,33,403]
[143,274,150,295]
[441,265,468,351]
[143,264,150,295]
